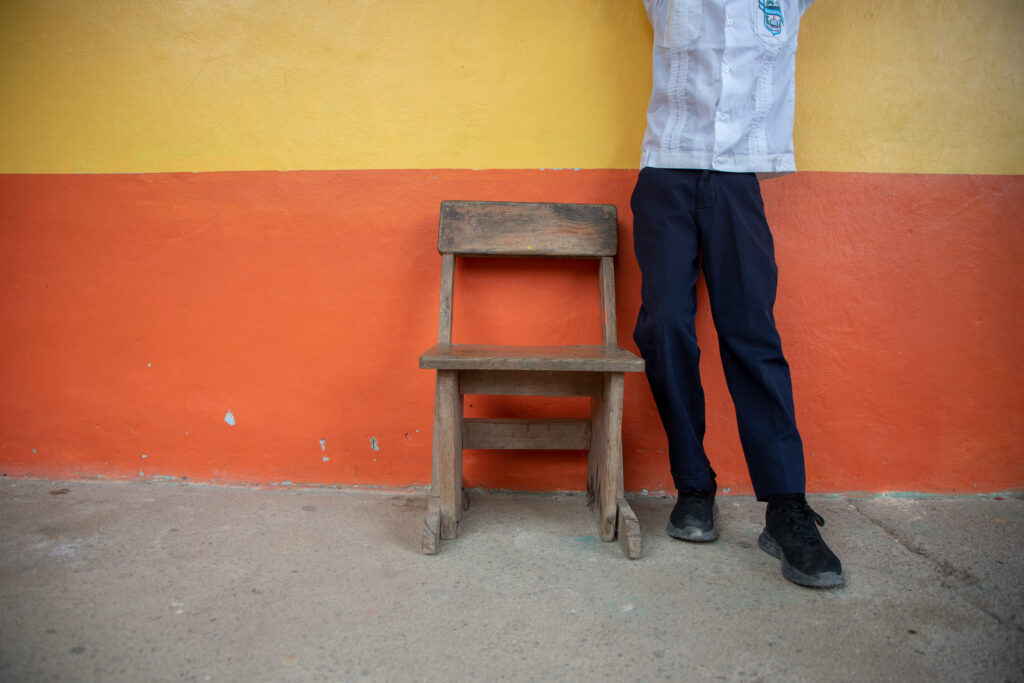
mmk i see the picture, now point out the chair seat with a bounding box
[420,343,644,373]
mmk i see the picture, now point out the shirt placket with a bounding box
[712,0,739,169]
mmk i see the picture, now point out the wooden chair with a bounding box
[419,201,645,558]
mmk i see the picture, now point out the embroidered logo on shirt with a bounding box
[758,0,784,36]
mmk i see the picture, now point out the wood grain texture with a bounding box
[462,418,591,450]
[437,253,455,344]
[586,388,610,539]
[587,373,624,542]
[420,344,644,373]
[422,499,441,555]
[458,370,602,397]
[599,256,617,346]
[438,201,617,257]
[617,498,642,559]
[586,380,610,540]
[435,370,463,540]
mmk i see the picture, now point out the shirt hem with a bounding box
[639,150,796,176]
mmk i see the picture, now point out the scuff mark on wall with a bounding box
[224,410,235,426]
[370,437,380,452]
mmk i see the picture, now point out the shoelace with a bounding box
[779,503,825,545]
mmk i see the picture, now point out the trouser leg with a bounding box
[630,168,716,493]
[698,172,805,500]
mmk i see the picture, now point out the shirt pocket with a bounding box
[750,0,790,47]
[656,0,704,50]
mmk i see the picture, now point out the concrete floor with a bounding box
[0,479,1021,682]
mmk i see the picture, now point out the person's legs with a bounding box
[696,172,805,501]
[696,172,843,586]
[630,168,716,495]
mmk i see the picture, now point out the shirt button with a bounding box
[727,17,734,26]
[722,65,731,73]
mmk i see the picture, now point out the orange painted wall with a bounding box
[2,171,1021,494]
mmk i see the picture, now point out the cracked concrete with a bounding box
[0,479,1021,682]
[850,495,1024,635]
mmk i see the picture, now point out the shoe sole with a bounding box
[758,530,846,588]
[665,504,718,543]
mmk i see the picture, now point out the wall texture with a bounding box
[1,1,1021,494]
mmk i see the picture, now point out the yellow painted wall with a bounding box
[796,0,1024,174]
[1,0,1021,174]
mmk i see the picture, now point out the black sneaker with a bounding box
[666,487,718,542]
[759,499,845,588]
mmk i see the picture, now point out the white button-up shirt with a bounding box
[640,0,815,176]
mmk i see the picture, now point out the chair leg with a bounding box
[435,370,463,540]
[588,372,624,542]
[617,497,642,559]
[422,498,441,554]
[423,370,463,552]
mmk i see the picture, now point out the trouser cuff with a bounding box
[672,469,716,495]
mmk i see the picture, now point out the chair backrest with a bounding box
[434,201,620,346]
[438,201,617,258]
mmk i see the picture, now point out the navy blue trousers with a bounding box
[630,168,805,501]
